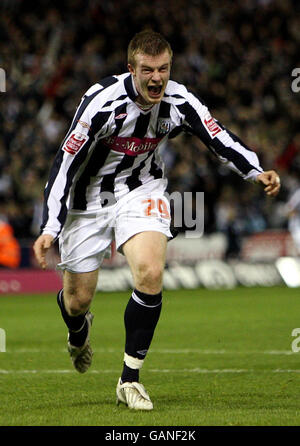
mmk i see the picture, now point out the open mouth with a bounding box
[147,85,162,97]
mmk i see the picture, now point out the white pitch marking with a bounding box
[4,348,297,355]
[1,368,300,374]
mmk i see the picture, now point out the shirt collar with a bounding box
[124,74,138,102]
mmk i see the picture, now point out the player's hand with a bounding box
[33,234,54,269]
[256,170,281,197]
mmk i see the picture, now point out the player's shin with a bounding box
[121,289,162,383]
[57,289,89,347]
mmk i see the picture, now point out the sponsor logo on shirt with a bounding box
[63,132,88,155]
[203,114,222,138]
[103,136,162,156]
[77,120,91,130]
[115,113,128,120]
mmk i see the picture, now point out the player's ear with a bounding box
[128,63,135,76]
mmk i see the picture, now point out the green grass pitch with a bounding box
[0,285,300,426]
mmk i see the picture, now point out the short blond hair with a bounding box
[127,30,173,67]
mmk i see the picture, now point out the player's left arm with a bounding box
[256,170,280,197]
[179,89,281,197]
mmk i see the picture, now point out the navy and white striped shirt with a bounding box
[41,72,263,238]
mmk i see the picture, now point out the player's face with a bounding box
[128,50,171,106]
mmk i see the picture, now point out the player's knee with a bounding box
[68,299,90,316]
[64,288,93,316]
[135,262,164,294]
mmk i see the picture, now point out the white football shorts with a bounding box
[57,179,172,273]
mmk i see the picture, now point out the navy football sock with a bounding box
[121,363,139,383]
[121,289,162,383]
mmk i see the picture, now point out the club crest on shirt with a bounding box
[157,118,171,135]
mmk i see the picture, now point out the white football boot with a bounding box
[116,377,153,410]
[68,311,94,373]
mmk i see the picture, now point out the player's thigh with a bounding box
[63,269,99,314]
[123,231,167,293]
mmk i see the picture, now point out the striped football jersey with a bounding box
[41,73,263,238]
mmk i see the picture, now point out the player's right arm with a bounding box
[33,234,54,269]
[40,83,110,241]
[34,85,103,269]
[34,79,118,269]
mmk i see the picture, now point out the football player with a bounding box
[34,30,280,410]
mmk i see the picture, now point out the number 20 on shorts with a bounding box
[142,198,170,219]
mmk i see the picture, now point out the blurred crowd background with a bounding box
[0,0,300,265]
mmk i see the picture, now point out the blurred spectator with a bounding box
[283,183,300,254]
[215,186,244,259]
[0,212,21,268]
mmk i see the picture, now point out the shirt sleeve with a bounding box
[40,85,110,239]
[177,89,264,182]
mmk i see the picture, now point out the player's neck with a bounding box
[135,100,154,111]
